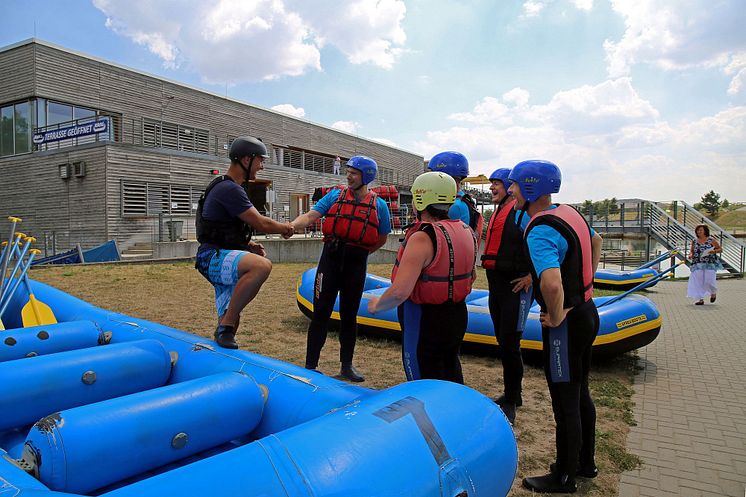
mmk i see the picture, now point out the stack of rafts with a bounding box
[0,278,518,496]
[0,216,57,330]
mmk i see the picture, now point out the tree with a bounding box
[722,199,730,210]
[700,190,722,216]
[580,200,593,215]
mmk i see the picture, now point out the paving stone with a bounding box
[620,279,746,497]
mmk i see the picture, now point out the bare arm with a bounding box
[290,210,322,231]
[538,267,568,328]
[368,232,432,314]
[711,238,722,253]
[238,207,293,236]
[591,232,603,274]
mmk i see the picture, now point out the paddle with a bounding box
[0,217,21,297]
[20,249,57,327]
[0,231,25,299]
[0,233,30,301]
[597,261,685,308]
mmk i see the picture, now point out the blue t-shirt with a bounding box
[526,205,595,277]
[448,192,471,225]
[313,188,392,235]
[202,179,253,221]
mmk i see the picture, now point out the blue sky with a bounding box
[2,0,745,203]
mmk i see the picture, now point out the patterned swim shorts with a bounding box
[195,248,249,317]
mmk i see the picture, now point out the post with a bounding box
[620,202,625,228]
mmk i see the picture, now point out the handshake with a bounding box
[281,222,295,239]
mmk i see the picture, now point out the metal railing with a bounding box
[646,202,744,274]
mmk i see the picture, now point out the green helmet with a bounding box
[411,172,457,211]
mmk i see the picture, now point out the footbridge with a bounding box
[578,199,745,275]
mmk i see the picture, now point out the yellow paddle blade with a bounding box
[21,293,57,327]
[0,318,4,330]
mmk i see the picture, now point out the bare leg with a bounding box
[219,253,272,328]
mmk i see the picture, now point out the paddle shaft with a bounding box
[598,262,684,308]
[0,251,38,321]
[0,217,21,295]
[1,236,32,300]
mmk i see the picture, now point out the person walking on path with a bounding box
[290,156,391,382]
[480,167,532,424]
[687,224,722,305]
[195,136,294,349]
[508,160,603,494]
[367,172,477,384]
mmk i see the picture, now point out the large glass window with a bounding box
[1,106,13,156]
[73,106,96,120]
[36,98,47,128]
[14,102,30,154]
[48,101,72,126]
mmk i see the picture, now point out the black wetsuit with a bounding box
[305,242,368,368]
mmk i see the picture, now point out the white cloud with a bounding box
[331,120,360,134]
[413,80,746,203]
[521,0,548,18]
[604,0,746,93]
[93,0,407,82]
[271,104,306,118]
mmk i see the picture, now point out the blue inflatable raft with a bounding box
[0,279,517,497]
[593,251,677,290]
[297,268,663,356]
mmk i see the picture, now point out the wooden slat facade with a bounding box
[0,39,424,251]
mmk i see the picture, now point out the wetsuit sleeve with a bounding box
[312,189,342,215]
[376,198,392,234]
[526,225,568,278]
[448,198,471,225]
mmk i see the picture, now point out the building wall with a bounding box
[0,43,34,103]
[0,39,424,252]
[0,144,107,252]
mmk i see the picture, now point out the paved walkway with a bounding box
[619,278,746,497]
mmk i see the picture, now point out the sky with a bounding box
[2,0,745,204]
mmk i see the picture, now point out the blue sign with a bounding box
[33,118,109,145]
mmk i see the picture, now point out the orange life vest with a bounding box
[392,219,477,304]
[322,188,380,249]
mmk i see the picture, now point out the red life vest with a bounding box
[525,204,594,308]
[392,220,477,304]
[481,198,530,272]
[322,188,380,249]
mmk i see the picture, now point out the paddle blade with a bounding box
[21,293,57,327]
[0,318,4,330]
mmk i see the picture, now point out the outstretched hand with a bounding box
[282,222,295,239]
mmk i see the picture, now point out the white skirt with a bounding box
[687,269,717,300]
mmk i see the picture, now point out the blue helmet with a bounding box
[427,151,469,179]
[346,156,378,185]
[489,168,512,189]
[508,160,561,202]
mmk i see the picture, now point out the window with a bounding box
[16,103,30,153]
[48,101,72,126]
[142,118,210,154]
[121,180,204,217]
[0,106,12,156]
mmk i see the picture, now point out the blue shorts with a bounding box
[195,248,249,317]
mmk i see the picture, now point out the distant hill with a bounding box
[714,210,746,229]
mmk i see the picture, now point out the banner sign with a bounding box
[33,118,109,145]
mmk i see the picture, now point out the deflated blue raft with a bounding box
[0,279,518,497]
[296,268,663,356]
